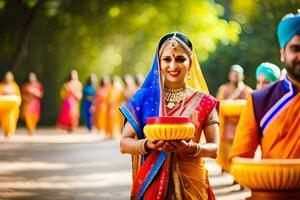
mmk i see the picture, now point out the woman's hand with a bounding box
[146,140,166,151]
[153,140,193,153]
[169,140,189,151]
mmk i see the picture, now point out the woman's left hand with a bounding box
[158,140,192,153]
[169,140,191,153]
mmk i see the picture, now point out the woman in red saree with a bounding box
[21,72,44,134]
[57,70,82,132]
[120,32,219,199]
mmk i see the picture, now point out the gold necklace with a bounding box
[163,87,186,109]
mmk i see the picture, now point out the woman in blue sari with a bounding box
[120,32,219,200]
[81,74,97,131]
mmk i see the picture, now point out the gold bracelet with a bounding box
[193,144,201,157]
[187,143,201,157]
[136,139,149,155]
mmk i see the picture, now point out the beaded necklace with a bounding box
[163,86,186,109]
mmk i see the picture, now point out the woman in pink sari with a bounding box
[21,72,44,134]
[120,32,219,199]
[57,70,82,132]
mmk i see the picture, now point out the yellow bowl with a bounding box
[219,99,246,116]
[143,117,195,140]
[230,157,300,190]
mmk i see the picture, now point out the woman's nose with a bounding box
[169,60,176,70]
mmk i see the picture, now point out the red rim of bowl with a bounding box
[146,117,190,124]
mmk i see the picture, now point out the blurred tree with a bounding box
[10,0,45,72]
[2,0,299,125]
[0,0,241,125]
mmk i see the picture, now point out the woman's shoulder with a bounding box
[186,87,217,103]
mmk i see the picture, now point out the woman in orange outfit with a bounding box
[0,71,21,137]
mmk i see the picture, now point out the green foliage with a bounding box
[0,0,241,125]
[204,0,300,95]
[1,0,298,124]
[0,0,5,11]
[23,0,38,8]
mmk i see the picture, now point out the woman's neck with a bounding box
[164,82,185,90]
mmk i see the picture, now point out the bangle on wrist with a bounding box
[136,139,149,155]
[193,144,201,157]
[187,143,201,157]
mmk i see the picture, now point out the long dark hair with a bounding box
[86,74,97,86]
[158,32,193,52]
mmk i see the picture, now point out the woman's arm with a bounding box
[120,122,140,154]
[199,123,219,158]
[168,107,220,158]
[167,123,219,158]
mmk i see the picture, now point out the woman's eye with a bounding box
[175,57,186,63]
[162,57,171,62]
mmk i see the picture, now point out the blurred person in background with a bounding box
[216,64,252,100]
[256,62,281,90]
[123,74,137,101]
[135,73,145,88]
[81,73,97,132]
[57,69,82,132]
[107,76,125,138]
[0,71,21,96]
[93,75,112,136]
[20,72,44,134]
[0,71,21,137]
[216,65,252,171]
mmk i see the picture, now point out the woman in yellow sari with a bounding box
[107,76,125,138]
[0,71,21,137]
[120,32,219,200]
[94,75,112,136]
[0,72,21,96]
[21,72,44,134]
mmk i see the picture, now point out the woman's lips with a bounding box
[168,71,180,77]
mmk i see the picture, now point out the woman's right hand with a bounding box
[147,140,179,152]
[146,140,166,151]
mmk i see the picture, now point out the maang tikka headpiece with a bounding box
[170,33,179,49]
[159,32,192,58]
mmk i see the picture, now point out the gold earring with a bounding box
[186,71,191,80]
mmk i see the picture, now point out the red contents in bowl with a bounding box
[146,116,190,124]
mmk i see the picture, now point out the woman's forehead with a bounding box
[160,45,188,56]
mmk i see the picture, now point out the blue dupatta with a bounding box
[119,53,161,140]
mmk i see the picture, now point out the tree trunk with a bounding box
[10,0,45,73]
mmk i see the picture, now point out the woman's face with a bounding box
[90,74,97,85]
[4,72,13,83]
[29,73,37,83]
[71,70,78,80]
[160,45,191,89]
[103,75,111,85]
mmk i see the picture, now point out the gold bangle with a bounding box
[187,143,201,157]
[136,139,149,155]
[193,144,201,157]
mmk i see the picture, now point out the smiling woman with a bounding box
[159,41,191,90]
[119,32,220,200]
